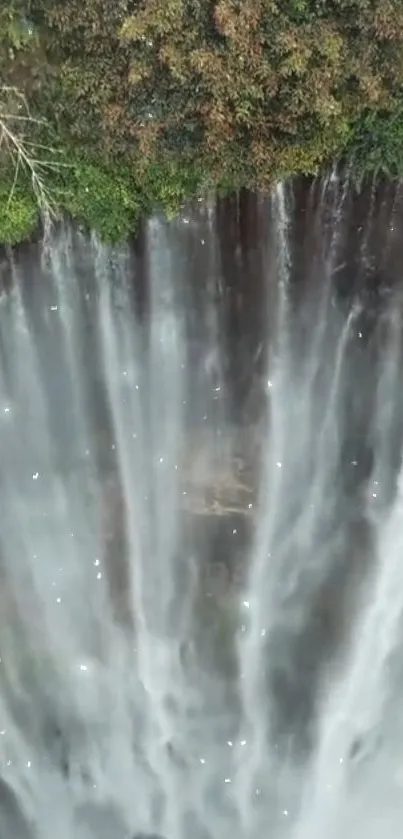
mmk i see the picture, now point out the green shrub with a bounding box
[137,156,204,218]
[347,103,403,185]
[0,180,39,245]
[55,156,144,243]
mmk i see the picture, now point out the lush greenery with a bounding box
[1,0,403,244]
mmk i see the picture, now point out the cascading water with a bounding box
[0,177,403,839]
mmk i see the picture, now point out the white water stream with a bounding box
[0,182,402,838]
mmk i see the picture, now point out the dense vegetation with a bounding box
[1,0,403,244]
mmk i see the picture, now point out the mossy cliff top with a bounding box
[1,0,403,245]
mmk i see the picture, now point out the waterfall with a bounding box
[0,179,402,839]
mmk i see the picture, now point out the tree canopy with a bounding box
[1,0,403,243]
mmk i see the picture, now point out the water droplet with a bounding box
[283,810,289,817]
[32,473,39,481]
[227,740,233,747]
[1,730,6,736]
[97,572,102,580]
[80,664,88,672]
[199,758,206,765]
[248,503,253,509]
[27,760,31,768]
[255,788,261,796]
[358,332,363,338]
[276,462,282,469]
[233,528,237,535]
[224,778,231,784]
[135,385,139,390]
[243,600,250,609]
[4,407,10,414]
[94,559,100,567]
[261,628,266,637]
[240,740,247,746]
[56,597,61,604]
[267,380,273,389]
[159,457,164,464]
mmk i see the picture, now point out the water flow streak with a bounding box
[0,184,402,839]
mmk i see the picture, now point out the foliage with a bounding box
[1,0,403,244]
[0,85,61,221]
[120,0,403,186]
[137,156,205,218]
[346,101,403,185]
[0,174,39,244]
[53,156,144,243]
[0,6,38,52]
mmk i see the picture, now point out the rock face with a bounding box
[99,474,134,630]
[181,465,254,516]
[179,426,259,517]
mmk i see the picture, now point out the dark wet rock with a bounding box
[179,428,258,517]
[99,474,134,630]
[165,740,187,768]
[348,731,382,765]
[348,736,363,761]
[0,776,33,838]
[0,254,12,297]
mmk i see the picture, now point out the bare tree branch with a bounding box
[0,85,66,220]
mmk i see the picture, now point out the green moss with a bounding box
[0,181,40,245]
